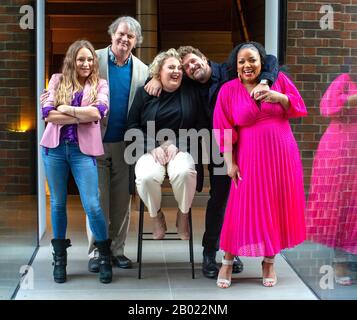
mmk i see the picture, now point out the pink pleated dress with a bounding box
[306,73,357,254]
[213,72,307,257]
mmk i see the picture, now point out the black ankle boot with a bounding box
[202,252,218,279]
[94,239,112,284]
[51,239,71,283]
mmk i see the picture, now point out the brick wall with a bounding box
[0,0,36,194]
[286,0,356,189]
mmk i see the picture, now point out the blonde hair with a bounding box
[55,40,100,106]
[148,48,181,78]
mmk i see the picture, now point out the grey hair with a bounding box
[108,16,143,46]
[148,48,181,78]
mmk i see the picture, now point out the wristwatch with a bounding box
[259,79,269,85]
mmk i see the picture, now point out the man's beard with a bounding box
[192,67,205,81]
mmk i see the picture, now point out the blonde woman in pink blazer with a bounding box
[40,40,112,284]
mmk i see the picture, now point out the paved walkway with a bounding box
[15,196,317,300]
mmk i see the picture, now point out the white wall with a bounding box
[265,0,279,56]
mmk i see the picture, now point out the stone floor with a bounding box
[14,196,317,300]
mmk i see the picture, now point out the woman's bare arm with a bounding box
[45,110,79,125]
[56,105,101,122]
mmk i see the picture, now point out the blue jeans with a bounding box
[42,141,108,241]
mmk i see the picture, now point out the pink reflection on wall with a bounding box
[306,73,357,255]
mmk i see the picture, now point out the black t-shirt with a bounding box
[155,89,182,135]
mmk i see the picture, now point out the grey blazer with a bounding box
[96,46,149,138]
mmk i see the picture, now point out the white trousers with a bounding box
[135,152,197,217]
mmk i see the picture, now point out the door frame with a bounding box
[36,0,285,239]
[265,0,279,57]
[37,0,46,239]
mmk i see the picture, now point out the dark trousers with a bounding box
[201,143,231,255]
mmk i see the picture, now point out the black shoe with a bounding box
[232,256,244,274]
[112,255,133,269]
[88,256,100,273]
[94,239,113,284]
[202,252,219,279]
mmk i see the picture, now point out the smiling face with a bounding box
[111,22,137,58]
[159,57,183,92]
[75,47,94,83]
[237,48,262,84]
[181,53,211,83]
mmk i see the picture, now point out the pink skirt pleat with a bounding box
[220,119,306,257]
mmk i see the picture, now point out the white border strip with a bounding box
[36,0,46,239]
[265,0,279,57]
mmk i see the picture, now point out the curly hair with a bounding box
[177,45,207,60]
[55,40,100,106]
[148,48,181,78]
[227,41,266,81]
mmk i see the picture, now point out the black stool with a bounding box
[136,199,195,279]
[129,142,203,280]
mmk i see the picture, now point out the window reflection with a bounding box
[306,72,357,287]
[0,0,38,300]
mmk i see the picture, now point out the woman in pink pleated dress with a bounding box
[305,73,357,285]
[213,42,307,288]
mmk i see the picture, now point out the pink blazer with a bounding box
[40,73,109,156]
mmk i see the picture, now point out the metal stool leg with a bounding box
[136,198,141,263]
[188,208,195,279]
[138,199,145,279]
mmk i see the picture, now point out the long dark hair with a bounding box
[226,41,267,81]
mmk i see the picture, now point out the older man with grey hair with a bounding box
[86,16,148,272]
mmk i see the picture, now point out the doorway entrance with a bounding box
[39,0,278,230]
